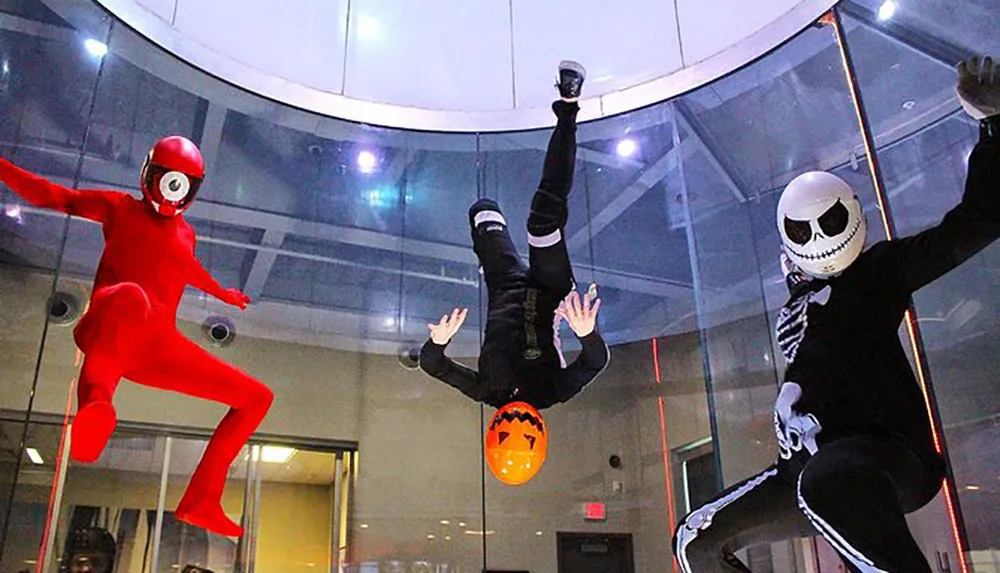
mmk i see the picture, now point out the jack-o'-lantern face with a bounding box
[485,402,547,485]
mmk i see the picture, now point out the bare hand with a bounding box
[222,288,251,310]
[428,308,468,345]
[958,55,1000,120]
[556,284,601,338]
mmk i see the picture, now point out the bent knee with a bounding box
[91,282,152,319]
[248,381,274,410]
[673,512,726,572]
[470,200,506,230]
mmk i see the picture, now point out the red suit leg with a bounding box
[126,328,273,537]
[71,283,152,463]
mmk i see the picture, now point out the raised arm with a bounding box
[419,338,488,401]
[552,286,609,403]
[874,57,1000,293]
[876,116,1000,292]
[418,308,491,403]
[0,157,121,223]
[554,331,610,404]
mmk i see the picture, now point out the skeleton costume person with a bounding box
[673,56,1000,572]
[419,61,610,412]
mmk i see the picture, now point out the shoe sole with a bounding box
[558,60,587,81]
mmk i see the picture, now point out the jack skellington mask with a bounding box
[777,171,867,278]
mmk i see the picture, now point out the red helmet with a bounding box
[140,136,205,217]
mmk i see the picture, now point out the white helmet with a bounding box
[777,172,866,278]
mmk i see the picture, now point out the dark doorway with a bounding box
[557,532,635,573]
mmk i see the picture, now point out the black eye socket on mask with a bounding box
[818,200,850,236]
[525,435,536,450]
[783,217,812,246]
[498,431,510,445]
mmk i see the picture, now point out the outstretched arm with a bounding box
[183,229,250,309]
[876,57,1000,293]
[419,339,489,402]
[419,308,491,403]
[0,157,121,223]
[553,286,609,403]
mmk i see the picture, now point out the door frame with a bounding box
[556,531,635,573]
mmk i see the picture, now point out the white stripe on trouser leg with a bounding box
[474,210,506,227]
[675,468,778,573]
[528,228,562,248]
[796,475,888,573]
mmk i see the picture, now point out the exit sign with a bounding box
[584,502,606,521]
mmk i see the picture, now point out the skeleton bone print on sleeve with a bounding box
[774,280,827,460]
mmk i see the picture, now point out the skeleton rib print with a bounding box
[776,292,810,363]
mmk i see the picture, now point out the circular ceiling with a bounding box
[96,0,835,131]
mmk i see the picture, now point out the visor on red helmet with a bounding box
[140,136,205,217]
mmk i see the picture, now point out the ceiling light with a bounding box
[458,521,466,527]
[260,446,296,463]
[965,485,980,491]
[360,523,369,529]
[357,150,377,174]
[877,0,896,21]
[616,139,637,158]
[4,205,22,218]
[26,448,43,465]
[440,519,450,525]
[84,38,108,58]
[357,15,380,41]
[426,534,436,540]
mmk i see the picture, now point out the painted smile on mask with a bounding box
[786,217,863,263]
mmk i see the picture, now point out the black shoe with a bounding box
[556,60,586,100]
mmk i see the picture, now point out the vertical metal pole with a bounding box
[247,445,262,573]
[336,453,352,572]
[331,456,343,573]
[825,9,971,572]
[39,424,72,573]
[668,101,725,491]
[150,436,172,573]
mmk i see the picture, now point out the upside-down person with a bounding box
[418,62,610,485]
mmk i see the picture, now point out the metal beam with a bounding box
[673,101,748,202]
[242,229,286,299]
[567,137,697,252]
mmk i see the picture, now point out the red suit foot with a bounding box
[70,401,117,463]
[175,497,244,537]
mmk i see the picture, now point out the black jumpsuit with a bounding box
[674,115,1000,572]
[419,100,610,410]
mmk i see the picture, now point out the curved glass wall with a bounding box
[0,0,997,571]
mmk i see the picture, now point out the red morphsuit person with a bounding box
[0,136,273,537]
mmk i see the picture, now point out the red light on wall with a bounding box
[584,502,606,521]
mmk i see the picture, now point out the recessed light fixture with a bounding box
[84,38,108,58]
[26,448,43,465]
[877,0,896,21]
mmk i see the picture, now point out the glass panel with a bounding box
[842,4,999,569]
[159,438,246,572]
[675,20,880,570]
[54,430,167,573]
[0,421,63,572]
[252,447,339,573]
